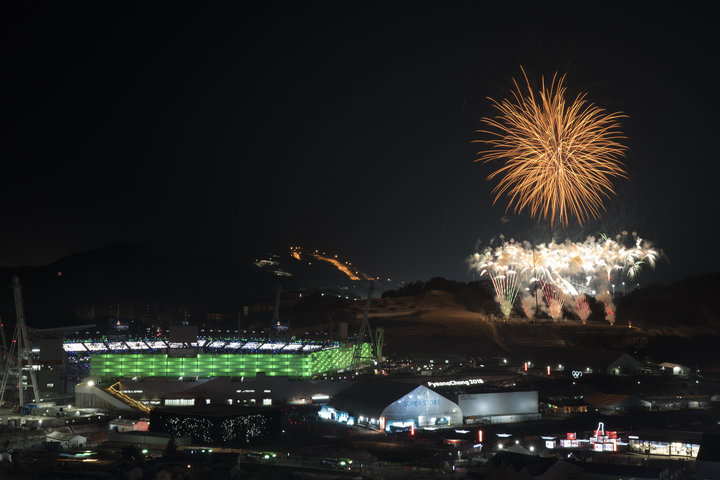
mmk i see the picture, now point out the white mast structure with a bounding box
[351,282,378,370]
[0,276,41,406]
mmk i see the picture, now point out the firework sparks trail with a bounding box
[468,239,528,319]
[575,294,591,325]
[604,302,616,326]
[475,68,628,226]
[468,233,659,324]
[538,274,565,322]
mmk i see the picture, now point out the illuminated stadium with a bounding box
[64,338,373,380]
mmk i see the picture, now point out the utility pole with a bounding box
[533,250,539,323]
[0,315,7,352]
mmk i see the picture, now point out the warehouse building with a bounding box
[459,391,540,424]
[76,374,353,410]
[321,379,462,430]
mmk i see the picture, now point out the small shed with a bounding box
[108,417,150,432]
[659,362,691,376]
[606,353,647,375]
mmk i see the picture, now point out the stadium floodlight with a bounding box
[63,343,87,352]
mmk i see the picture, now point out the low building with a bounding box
[322,379,462,429]
[460,391,540,424]
[45,431,87,449]
[658,362,691,376]
[628,430,702,457]
[545,398,588,414]
[606,353,649,375]
[583,393,650,414]
[78,375,353,409]
[107,431,191,448]
[108,417,149,432]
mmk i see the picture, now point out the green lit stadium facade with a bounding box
[89,343,373,380]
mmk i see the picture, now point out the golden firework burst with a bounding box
[475,68,627,226]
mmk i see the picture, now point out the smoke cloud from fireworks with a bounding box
[467,232,659,323]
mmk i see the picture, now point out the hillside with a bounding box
[299,275,720,370]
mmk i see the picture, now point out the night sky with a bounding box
[4,5,720,286]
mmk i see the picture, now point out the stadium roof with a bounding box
[328,379,424,418]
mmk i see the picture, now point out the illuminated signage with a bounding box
[427,378,483,388]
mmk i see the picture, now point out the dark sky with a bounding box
[3,5,719,286]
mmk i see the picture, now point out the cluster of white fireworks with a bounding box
[467,232,659,325]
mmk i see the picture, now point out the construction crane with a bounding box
[351,282,381,370]
[0,276,41,408]
[0,314,7,352]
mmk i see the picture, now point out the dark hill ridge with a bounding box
[0,243,375,329]
[617,272,720,332]
[0,243,718,339]
[0,243,278,328]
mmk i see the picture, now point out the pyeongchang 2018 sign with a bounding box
[427,378,484,388]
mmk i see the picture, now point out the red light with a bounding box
[410,424,415,436]
[524,362,528,372]
[478,430,483,442]
[547,366,551,375]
